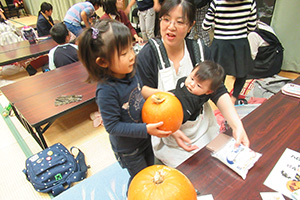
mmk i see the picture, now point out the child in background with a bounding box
[36,2,54,37]
[48,23,78,70]
[124,0,160,41]
[77,19,171,187]
[101,0,143,44]
[202,0,257,104]
[64,0,101,37]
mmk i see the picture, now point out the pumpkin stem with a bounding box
[151,95,165,104]
[153,170,164,184]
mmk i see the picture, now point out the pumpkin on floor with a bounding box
[142,92,183,133]
[128,165,197,200]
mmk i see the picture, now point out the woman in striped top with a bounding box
[202,0,257,104]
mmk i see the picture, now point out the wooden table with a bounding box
[0,62,96,149]
[177,77,300,200]
[0,37,56,66]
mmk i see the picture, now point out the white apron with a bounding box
[152,41,219,168]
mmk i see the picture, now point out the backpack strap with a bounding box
[186,38,205,67]
[148,38,171,70]
[148,38,205,71]
[51,147,89,196]
[70,146,89,180]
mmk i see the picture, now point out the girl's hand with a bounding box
[172,130,199,152]
[146,122,172,138]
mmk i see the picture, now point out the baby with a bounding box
[171,60,225,123]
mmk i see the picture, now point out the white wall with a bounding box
[271,0,300,72]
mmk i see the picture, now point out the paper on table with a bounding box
[260,192,285,200]
[197,194,214,200]
[264,148,300,199]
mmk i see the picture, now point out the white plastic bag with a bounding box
[211,138,262,179]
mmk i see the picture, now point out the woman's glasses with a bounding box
[160,17,188,28]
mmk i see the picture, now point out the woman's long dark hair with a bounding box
[102,0,119,17]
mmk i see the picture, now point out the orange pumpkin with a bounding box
[142,92,183,133]
[128,165,197,200]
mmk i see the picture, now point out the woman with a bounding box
[136,0,249,168]
[36,2,54,37]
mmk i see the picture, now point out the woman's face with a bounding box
[116,0,124,10]
[160,5,193,48]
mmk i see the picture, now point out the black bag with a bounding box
[247,24,284,79]
[23,143,89,196]
[193,0,212,8]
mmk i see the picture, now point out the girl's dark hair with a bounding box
[87,0,101,6]
[159,0,196,26]
[39,2,53,14]
[193,60,225,91]
[78,19,132,82]
[102,0,119,16]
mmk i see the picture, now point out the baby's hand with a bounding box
[146,122,172,138]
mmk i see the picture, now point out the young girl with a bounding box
[78,19,171,186]
[100,0,143,43]
[202,0,257,104]
[36,2,54,37]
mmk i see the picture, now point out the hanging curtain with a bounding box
[24,0,82,21]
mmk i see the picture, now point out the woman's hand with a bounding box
[172,130,199,152]
[134,35,143,44]
[146,122,172,137]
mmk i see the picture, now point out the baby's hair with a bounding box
[193,60,225,91]
[78,19,133,82]
[50,23,69,44]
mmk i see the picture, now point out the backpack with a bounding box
[247,23,284,79]
[23,143,89,196]
[148,37,205,70]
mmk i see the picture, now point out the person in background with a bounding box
[0,8,6,20]
[136,0,249,168]
[36,2,54,37]
[202,0,257,104]
[64,0,101,37]
[13,0,23,7]
[187,0,211,46]
[101,0,143,43]
[124,0,160,41]
[48,23,78,70]
[77,19,172,190]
